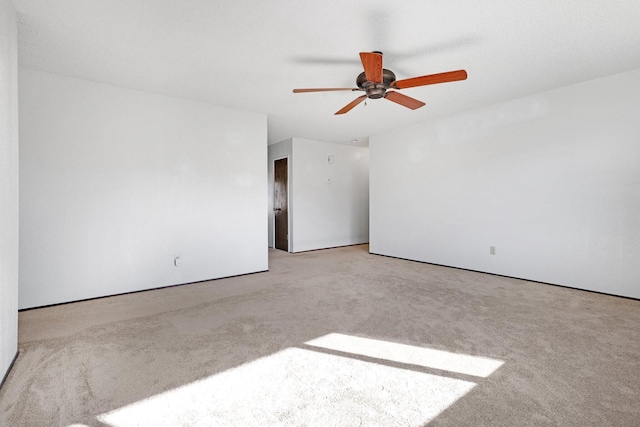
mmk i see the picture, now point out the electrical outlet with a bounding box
[490,246,496,255]
[174,255,182,266]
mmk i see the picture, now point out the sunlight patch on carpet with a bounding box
[98,346,477,426]
[306,333,504,377]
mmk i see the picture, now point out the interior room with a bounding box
[1,1,639,425]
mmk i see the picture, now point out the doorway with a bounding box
[274,157,288,251]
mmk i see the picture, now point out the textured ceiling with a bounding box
[13,0,640,145]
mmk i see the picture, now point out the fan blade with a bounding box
[393,70,467,89]
[385,91,425,110]
[359,52,383,83]
[293,88,359,93]
[335,95,367,115]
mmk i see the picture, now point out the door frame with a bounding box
[272,155,291,252]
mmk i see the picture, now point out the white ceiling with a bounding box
[13,0,640,145]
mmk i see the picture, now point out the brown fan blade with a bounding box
[335,95,367,115]
[392,70,467,89]
[385,91,425,110]
[293,88,359,93]
[359,52,383,83]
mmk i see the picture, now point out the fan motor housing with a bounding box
[357,69,396,99]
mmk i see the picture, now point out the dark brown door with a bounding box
[274,158,288,251]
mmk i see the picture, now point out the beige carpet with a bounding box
[1,245,639,426]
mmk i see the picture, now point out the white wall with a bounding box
[267,139,292,248]
[0,0,19,384]
[19,69,268,309]
[291,138,369,253]
[370,69,640,299]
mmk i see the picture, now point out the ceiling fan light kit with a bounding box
[293,51,467,115]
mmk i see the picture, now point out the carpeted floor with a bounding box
[1,245,639,426]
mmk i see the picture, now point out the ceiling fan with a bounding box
[293,51,467,115]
